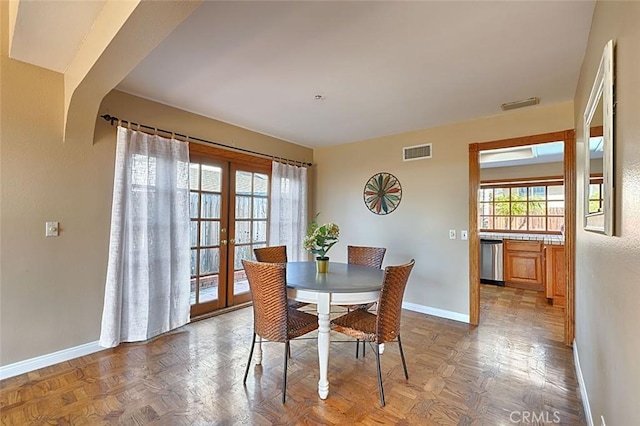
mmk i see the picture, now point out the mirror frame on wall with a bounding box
[584,39,614,235]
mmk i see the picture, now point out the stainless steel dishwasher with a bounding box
[480,239,504,285]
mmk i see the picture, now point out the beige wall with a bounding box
[313,102,573,316]
[573,1,640,424]
[99,91,312,164]
[0,24,312,365]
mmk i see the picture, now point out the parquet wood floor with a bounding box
[1,285,585,425]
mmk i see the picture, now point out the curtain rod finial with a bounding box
[101,114,117,125]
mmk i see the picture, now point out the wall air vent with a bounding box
[501,97,540,111]
[403,143,432,161]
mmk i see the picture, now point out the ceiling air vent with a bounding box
[403,143,432,161]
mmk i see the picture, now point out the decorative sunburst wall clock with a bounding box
[363,172,402,215]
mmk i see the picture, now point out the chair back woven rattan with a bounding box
[254,245,287,263]
[253,245,308,310]
[347,245,386,269]
[376,259,415,343]
[242,260,289,342]
[329,259,415,406]
[343,246,387,311]
[241,260,319,403]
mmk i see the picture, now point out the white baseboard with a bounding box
[573,340,594,426]
[0,341,102,381]
[402,301,470,324]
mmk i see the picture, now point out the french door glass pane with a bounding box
[201,194,221,219]
[200,248,220,274]
[253,173,269,196]
[235,196,252,219]
[190,278,197,304]
[190,222,198,247]
[236,171,252,195]
[235,220,252,244]
[233,245,251,295]
[233,170,269,297]
[200,221,220,246]
[192,161,271,312]
[234,269,249,296]
[190,160,222,309]
[253,197,268,219]
[189,193,199,219]
[189,164,199,190]
[234,245,252,271]
[253,221,267,243]
[201,165,222,192]
[199,275,218,303]
[190,249,197,276]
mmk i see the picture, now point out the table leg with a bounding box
[317,293,330,399]
[255,336,262,365]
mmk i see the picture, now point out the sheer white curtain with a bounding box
[100,126,191,348]
[269,161,308,261]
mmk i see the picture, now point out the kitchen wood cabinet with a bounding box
[545,245,565,307]
[503,240,545,291]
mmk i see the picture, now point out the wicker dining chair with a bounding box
[241,260,319,404]
[342,245,387,314]
[348,245,386,269]
[330,259,415,406]
[253,245,287,263]
[253,245,308,310]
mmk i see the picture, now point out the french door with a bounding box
[189,154,270,317]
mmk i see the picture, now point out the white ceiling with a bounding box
[10,1,595,148]
[10,0,106,73]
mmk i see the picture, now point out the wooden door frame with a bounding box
[469,129,576,346]
[188,142,273,316]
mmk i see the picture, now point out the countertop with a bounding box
[479,232,564,245]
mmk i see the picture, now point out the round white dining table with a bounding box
[284,261,384,400]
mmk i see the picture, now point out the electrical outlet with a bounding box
[461,230,468,240]
[449,230,456,240]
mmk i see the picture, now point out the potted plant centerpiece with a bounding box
[303,213,340,273]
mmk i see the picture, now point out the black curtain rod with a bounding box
[100,114,312,167]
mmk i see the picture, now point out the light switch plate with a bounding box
[461,230,468,240]
[46,221,59,237]
[449,230,456,239]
